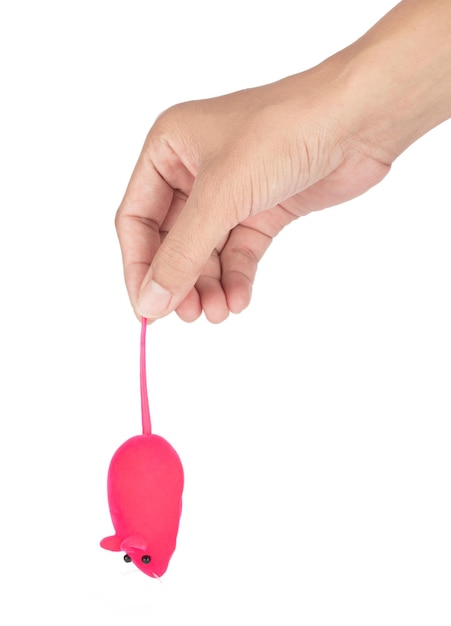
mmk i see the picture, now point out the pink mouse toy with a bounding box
[100,318,184,578]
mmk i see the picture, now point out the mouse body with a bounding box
[100,433,184,578]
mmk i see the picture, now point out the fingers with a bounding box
[174,287,202,323]
[115,155,171,308]
[115,136,196,317]
[174,252,229,324]
[117,128,253,323]
[136,170,239,320]
[134,183,300,322]
[219,224,272,314]
[218,205,302,314]
[176,218,286,323]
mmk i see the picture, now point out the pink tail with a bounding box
[140,317,151,435]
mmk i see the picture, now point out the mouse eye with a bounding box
[141,555,151,564]
[123,554,132,563]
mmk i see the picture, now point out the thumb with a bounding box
[136,179,235,320]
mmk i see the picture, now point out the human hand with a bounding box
[115,73,390,323]
[115,0,451,323]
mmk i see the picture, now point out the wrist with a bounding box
[326,0,451,164]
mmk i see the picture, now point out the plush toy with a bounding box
[100,318,184,578]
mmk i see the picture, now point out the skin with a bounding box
[115,0,451,324]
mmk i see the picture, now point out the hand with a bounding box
[115,0,451,323]
[115,72,390,323]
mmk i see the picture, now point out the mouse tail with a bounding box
[140,317,152,435]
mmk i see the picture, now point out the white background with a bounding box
[1,1,450,624]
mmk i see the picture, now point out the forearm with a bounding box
[328,0,451,162]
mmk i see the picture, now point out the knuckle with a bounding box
[155,237,198,285]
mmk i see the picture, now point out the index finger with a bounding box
[115,150,175,314]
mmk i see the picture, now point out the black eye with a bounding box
[123,554,132,563]
[141,555,151,564]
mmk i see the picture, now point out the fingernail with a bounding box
[138,280,172,318]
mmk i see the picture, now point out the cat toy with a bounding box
[100,318,184,578]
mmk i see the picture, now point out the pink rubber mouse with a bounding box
[100,319,184,578]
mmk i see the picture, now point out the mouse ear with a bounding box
[100,535,122,552]
[121,534,147,552]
